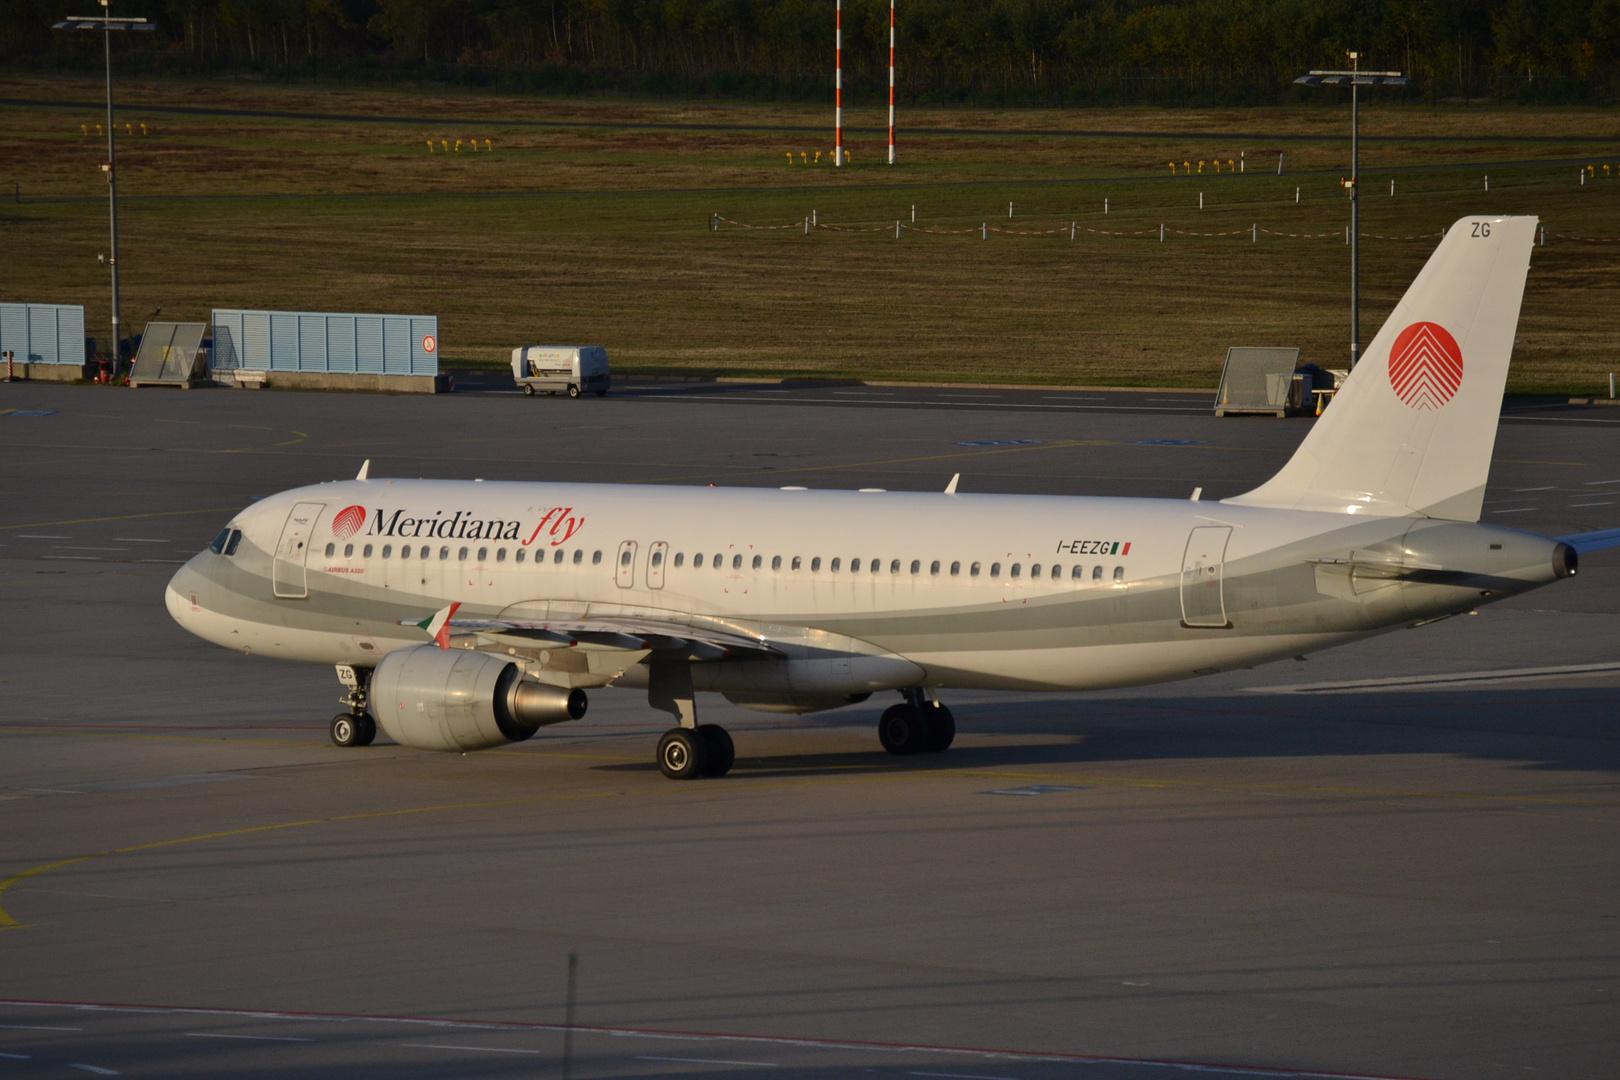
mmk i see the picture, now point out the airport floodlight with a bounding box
[53,3,155,374]
[1294,54,1407,369]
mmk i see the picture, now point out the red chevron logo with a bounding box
[331,504,367,540]
[1388,321,1463,410]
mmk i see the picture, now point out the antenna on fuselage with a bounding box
[356,459,371,481]
[944,473,960,495]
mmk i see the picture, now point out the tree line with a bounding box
[5,0,1616,103]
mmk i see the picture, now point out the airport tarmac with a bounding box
[1,380,1618,1080]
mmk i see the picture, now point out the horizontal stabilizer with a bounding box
[1555,527,1620,554]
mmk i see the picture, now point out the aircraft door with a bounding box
[647,541,669,589]
[615,540,638,588]
[1180,526,1232,628]
[272,501,324,599]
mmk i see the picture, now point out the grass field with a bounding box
[2,75,1618,392]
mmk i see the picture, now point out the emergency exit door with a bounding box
[272,501,324,599]
[1180,526,1232,628]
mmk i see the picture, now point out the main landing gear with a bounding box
[878,688,955,756]
[330,664,377,747]
[657,724,735,780]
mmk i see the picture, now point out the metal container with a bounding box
[0,303,87,367]
[213,309,439,376]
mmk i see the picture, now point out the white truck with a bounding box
[510,345,610,398]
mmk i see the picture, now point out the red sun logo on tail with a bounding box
[1388,321,1463,410]
[331,504,367,540]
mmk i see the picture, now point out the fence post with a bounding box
[1070,222,1076,241]
[895,220,900,239]
[982,223,987,240]
[1252,223,1257,243]
[1159,224,1165,242]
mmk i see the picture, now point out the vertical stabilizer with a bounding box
[1226,215,1536,521]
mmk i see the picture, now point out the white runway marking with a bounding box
[1488,507,1538,514]
[1247,661,1620,694]
[912,1071,1017,1080]
[0,1053,32,1060]
[113,538,171,543]
[41,555,99,560]
[186,1032,313,1042]
[16,535,71,539]
[639,1055,780,1067]
[401,1043,543,1054]
[0,1024,82,1031]
[69,1066,118,1076]
[1569,501,1614,508]
[1585,479,1620,485]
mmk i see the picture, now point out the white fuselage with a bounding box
[167,479,1566,698]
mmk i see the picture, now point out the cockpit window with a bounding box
[224,529,243,556]
[209,527,232,554]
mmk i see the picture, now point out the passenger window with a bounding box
[440,546,450,560]
[1092,565,1103,581]
[990,563,1001,577]
[713,552,722,568]
[1114,566,1125,582]
[496,548,507,563]
[344,543,355,558]
[422,546,431,561]
[930,560,940,575]
[851,558,861,572]
[224,530,243,556]
[1010,563,1021,578]
[811,557,821,571]
[950,561,960,576]
[674,553,684,567]
[732,554,742,570]
[1051,564,1061,580]
[1071,565,1084,579]
[210,527,232,554]
[872,559,882,574]
[771,555,781,570]
[621,550,633,566]
[1031,563,1041,578]
[694,553,704,568]
[793,556,803,571]
[477,547,488,562]
[592,550,603,565]
[890,559,901,574]
[970,562,980,577]
[573,550,583,565]
[363,544,373,558]
[401,545,412,559]
[910,560,921,575]
[554,548,564,564]
[828,557,839,572]
[381,544,391,559]
[458,547,469,561]
[652,551,664,567]
[515,548,525,563]
[325,542,336,558]
[752,555,762,570]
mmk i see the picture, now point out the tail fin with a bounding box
[1226,215,1537,521]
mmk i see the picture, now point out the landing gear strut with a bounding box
[649,658,733,779]
[331,664,377,747]
[879,688,954,756]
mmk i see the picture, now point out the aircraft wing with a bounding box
[1554,528,1620,555]
[399,608,781,659]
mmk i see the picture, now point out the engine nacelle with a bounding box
[371,645,587,751]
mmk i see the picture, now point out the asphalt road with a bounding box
[2,380,1617,1080]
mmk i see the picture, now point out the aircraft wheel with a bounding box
[657,727,708,780]
[878,704,931,756]
[923,703,955,752]
[330,713,361,747]
[354,714,377,746]
[697,724,734,777]
[523,384,536,397]
[567,383,581,398]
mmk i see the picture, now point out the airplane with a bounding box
[167,215,1619,779]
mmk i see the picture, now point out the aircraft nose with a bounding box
[165,557,207,628]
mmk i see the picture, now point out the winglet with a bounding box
[944,473,960,495]
[356,459,370,481]
[415,602,461,649]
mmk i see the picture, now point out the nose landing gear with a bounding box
[330,664,377,747]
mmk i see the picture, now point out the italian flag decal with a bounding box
[416,602,461,649]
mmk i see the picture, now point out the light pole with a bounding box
[54,1,153,375]
[1294,54,1407,369]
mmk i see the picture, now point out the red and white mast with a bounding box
[887,0,896,164]
[835,0,844,166]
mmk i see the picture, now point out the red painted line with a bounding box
[0,998,1435,1080]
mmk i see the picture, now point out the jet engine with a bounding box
[370,645,587,751]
